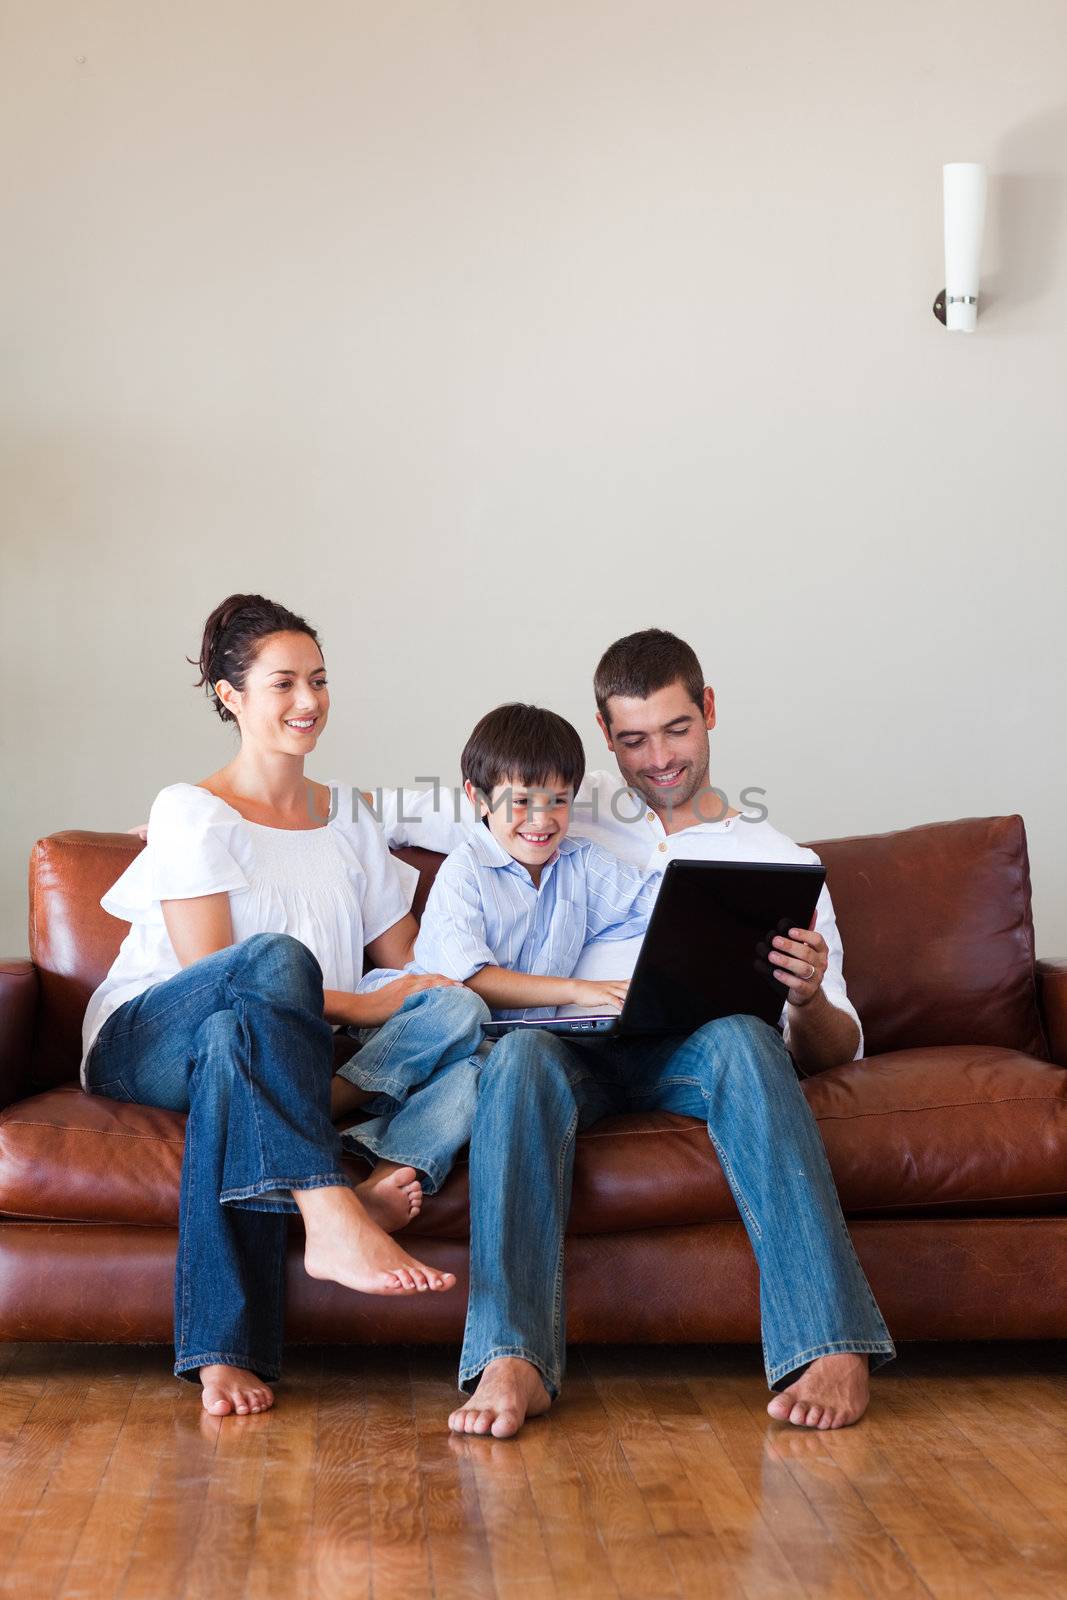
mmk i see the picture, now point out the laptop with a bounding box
[481,858,827,1040]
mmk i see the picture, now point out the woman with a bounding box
[82,593,488,1417]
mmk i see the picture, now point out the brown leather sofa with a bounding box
[2,815,1066,1351]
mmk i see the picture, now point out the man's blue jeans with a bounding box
[459,1015,895,1398]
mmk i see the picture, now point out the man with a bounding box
[384,629,894,1438]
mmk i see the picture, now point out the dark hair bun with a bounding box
[190,594,321,722]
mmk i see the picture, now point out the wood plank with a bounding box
[0,1347,142,1600]
[0,1345,96,1582]
[673,1346,870,1600]
[416,1351,556,1600]
[243,1348,322,1600]
[307,1350,372,1600]
[52,1356,187,1600]
[409,1349,498,1600]
[586,1346,803,1599]
[114,1372,221,1600]
[554,1355,681,1600]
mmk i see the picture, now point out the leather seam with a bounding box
[0,1121,186,1144]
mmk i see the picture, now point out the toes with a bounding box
[789,1402,807,1427]
[805,1406,822,1429]
[406,1266,430,1291]
[766,1394,792,1422]
[490,1409,521,1439]
[817,1410,834,1430]
[203,1392,232,1416]
[430,1271,456,1293]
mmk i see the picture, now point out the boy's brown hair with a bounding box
[461,703,586,797]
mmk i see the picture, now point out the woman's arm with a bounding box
[364,913,418,972]
[161,894,235,966]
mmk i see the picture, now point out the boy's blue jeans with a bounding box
[84,936,488,1382]
[458,1015,895,1398]
[338,986,490,1194]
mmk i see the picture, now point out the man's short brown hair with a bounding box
[593,629,705,726]
[460,703,586,797]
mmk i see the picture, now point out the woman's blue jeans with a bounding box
[85,933,356,1383]
[459,1015,896,1399]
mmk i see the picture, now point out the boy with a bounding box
[341,701,659,1189]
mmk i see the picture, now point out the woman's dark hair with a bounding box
[191,594,322,722]
[460,703,586,798]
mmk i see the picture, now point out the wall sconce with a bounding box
[933,163,987,331]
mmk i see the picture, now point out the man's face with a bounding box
[596,681,715,814]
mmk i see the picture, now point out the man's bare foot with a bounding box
[356,1162,423,1231]
[295,1183,455,1296]
[766,1352,870,1430]
[447,1357,552,1439]
[200,1364,275,1417]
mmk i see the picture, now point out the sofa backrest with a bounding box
[26,814,1045,1086]
[807,815,1045,1059]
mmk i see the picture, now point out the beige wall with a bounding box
[2,1,1066,960]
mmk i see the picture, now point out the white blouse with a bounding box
[80,782,417,1084]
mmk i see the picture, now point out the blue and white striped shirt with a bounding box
[409,823,660,1020]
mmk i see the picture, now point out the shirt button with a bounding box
[647,811,655,822]
[658,841,667,852]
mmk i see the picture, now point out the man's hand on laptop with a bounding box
[767,925,828,1007]
[567,979,629,1014]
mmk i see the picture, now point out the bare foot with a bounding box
[448,1357,552,1439]
[295,1183,455,1297]
[200,1364,275,1417]
[766,1352,870,1430]
[356,1162,423,1231]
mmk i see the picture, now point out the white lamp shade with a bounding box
[943,162,986,332]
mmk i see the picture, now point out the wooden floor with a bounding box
[2,1342,1067,1599]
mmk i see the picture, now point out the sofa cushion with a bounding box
[4,1048,1065,1236]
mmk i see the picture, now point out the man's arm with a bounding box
[785,987,861,1074]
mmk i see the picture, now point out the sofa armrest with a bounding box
[1037,958,1067,1067]
[0,959,39,1109]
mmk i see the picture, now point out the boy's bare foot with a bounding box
[356,1162,423,1231]
[766,1352,869,1429]
[200,1364,275,1417]
[448,1357,552,1438]
[295,1183,454,1296]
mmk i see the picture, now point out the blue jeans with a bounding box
[337,986,489,1194]
[459,1015,895,1398]
[85,933,350,1382]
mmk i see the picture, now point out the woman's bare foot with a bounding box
[200,1364,275,1417]
[766,1352,870,1429]
[448,1357,552,1439]
[356,1162,423,1231]
[295,1183,454,1296]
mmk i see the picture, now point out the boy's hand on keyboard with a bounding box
[566,979,629,1014]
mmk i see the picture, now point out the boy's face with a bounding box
[465,771,573,876]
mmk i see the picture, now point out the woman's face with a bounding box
[218,631,330,754]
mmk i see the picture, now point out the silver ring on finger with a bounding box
[803,962,816,981]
